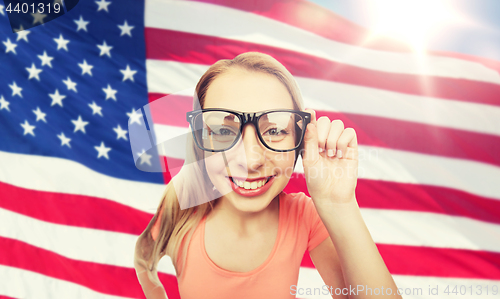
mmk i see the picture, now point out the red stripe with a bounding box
[285,173,500,226]
[5,172,499,233]
[0,236,180,299]
[301,244,500,279]
[314,110,500,168]
[432,50,500,74]
[378,244,500,279]
[2,230,499,292]
[0,181,152,235]
[190,0,500,78]
[148,93,191,128]
[148,92,500,168]
[145,27,500,107]
[189,0,412,52]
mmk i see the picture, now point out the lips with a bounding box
[229,176,273,190]
[227,175,275,197]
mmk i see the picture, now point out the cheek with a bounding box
[204,153,227,177]
[268,152,296,177]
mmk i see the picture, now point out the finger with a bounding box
[325,119,344,158]
[336,127,357,159]
[302,122,319,165]
[316,116,331,153]
[304,108,317,127]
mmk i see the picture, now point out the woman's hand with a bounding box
[301,109,359,208]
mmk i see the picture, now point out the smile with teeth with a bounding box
[230,177,272,190]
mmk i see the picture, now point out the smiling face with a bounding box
[202,67,297,214]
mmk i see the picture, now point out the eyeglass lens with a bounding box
[192,111,305,151]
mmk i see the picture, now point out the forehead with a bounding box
[203,68,295,111]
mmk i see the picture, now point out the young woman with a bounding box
[134,52,401,298]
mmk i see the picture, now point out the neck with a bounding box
[209,194,280,235]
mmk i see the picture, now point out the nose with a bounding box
[233,124,266,172]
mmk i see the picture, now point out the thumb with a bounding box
[302,122,319,166]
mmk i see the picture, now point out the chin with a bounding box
[223,182,284,214]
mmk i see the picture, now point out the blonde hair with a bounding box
[134,52,305,288]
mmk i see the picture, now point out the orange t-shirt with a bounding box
[175,192,330,299]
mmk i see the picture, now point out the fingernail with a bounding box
[327,149,334,157]
[319,147,324,153]
[337,149,343,158]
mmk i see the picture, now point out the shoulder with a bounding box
[281,191,313,208]
[280,191,315,221]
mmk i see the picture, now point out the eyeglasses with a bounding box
[186,109,311,152]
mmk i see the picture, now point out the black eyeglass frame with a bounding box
[186,109,311,152]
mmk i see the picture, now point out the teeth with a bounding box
[232,178,269,190]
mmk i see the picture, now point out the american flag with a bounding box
[1,0,500,298]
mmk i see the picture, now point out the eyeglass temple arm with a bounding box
[222,151,232,177]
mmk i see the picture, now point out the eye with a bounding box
[264,127,289,136]
[218,128,235,136]
[210,125,237,136]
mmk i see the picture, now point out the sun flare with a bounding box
[366,0,463,52]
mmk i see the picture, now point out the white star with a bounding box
[57,132,71,148]
[49,89,66,107]
[32,107,47,122]
[38,51,54,67]
[137,150,152,166]
[16,26,30,42]
[78,60,93,76]
[102,84,117,101]
[54,34,69,51]
[3,38,17,54]
[118,20,134,37]
[9,81,22,98]
[94,141,111,159]
[0,96,10,112]
[74,15,89,32]
[71,115,89,133]
[0,4,4,16]
[26,63,43,81]
[97,40,112,57]
[32,12,48,24]
[20,120,36,136]
[113,124,128,140]
[95,0,111,12]
[120,65,137,82]
[88,101,103,116]
[62,77,77,92]
[127,108,142,125]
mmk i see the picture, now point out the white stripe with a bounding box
[7,262,495,299]
[299,145,500,201]
[155,123,500,201]
[146,60,500,136]
[153,124,189,159]
[299,77,500,137]
[357,146,500,201]
[361,208,500,252]
[0,208,176,274]
[0,150,165,213]
[2,208,499,296]
[144,0,500,84]
[297,267,500,299]
[392,275,500,299]
[2,198,500,270]
[0,265,134,299]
